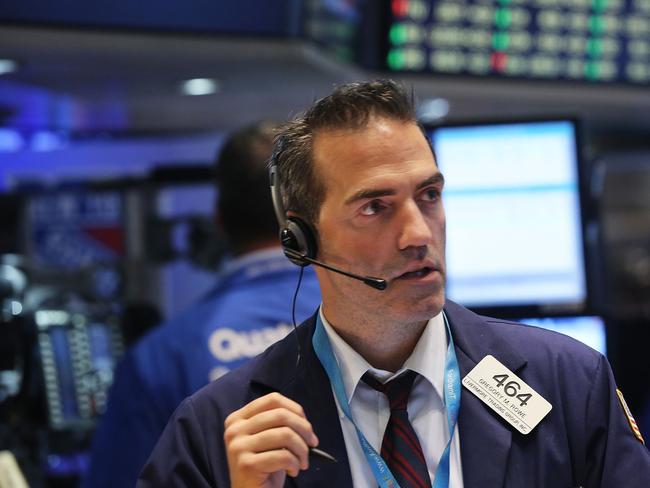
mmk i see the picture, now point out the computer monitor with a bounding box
[517,316,607,356]
[429,119,588,316]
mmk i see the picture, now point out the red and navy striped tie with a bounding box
[363,370,432,488]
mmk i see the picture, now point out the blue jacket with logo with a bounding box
[83,249,321,488]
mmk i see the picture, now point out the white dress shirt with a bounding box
[319,308,464,488]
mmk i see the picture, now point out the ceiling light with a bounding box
[180,78,220,96]
[0,59,18,75]
[0,129,24,152]
[32,131,65,152]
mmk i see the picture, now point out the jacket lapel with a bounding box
[248,315,353,488]
[445,301,527,488]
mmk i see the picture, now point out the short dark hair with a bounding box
[271,79,420,227]
[214,120,279,250]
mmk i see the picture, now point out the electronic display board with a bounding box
[0,0,295,36]
[29,191,124,269]
[386,0,650,84]
[35,309,124,430]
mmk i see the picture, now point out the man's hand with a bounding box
[224,392,319,488]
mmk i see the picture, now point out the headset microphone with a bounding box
[282,247,388,291]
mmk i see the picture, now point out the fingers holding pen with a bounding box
[228,425,311,474]
[224,393,320,486]
[225,392,311,427]
[227,415,316,466]
[225,393,319,448]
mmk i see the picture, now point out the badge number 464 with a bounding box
[462,355,552,435]
[492,374,533,407]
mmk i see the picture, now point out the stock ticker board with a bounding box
[386,0,650,84]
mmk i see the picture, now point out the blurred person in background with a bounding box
[82,121,321,488]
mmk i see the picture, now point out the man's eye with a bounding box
[360,200,385,216]
[421,188,441,202]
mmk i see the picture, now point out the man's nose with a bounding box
[397,201,433,250]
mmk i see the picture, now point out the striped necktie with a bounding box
[363,370,432,488]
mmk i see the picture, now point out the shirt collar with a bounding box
[318,307,447,407]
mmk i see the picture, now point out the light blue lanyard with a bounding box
[313,312,461,488]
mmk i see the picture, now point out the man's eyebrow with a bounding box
[344,188,396,205]
[416,172,445,190]
[344,172,445,205]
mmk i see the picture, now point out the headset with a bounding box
[269,162,387,291]
[269,164,317,267]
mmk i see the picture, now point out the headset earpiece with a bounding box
[269,163,319,266]
[281,217,317,266]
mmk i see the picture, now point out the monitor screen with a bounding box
[430,119,587,315]
[517,315,606,356]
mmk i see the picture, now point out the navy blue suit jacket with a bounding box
[139,301,650,487]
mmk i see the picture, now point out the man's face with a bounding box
[313,116,446,325]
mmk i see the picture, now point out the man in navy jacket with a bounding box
[139,81,650,487]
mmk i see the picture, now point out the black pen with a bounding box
[309,447,337,463]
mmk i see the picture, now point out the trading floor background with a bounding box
[0,1,649,486]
